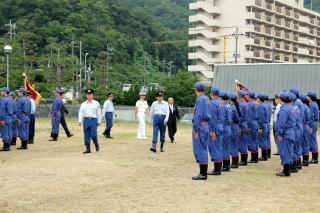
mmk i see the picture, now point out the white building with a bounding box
[188,0,320,82]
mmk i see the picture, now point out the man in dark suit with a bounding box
[167,97,180,143]
[60,92,73,138]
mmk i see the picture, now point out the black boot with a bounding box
[302,155,309,166]
[150,143,156,153]
[83,144,91,154]
[106,130,113,139]
[102,129,107,137]
[11,137,17,146]
[230,156,239,168]
[259,150,268,161]
[291,161,299,173]
[273,152,279,156]
[239,153,248,166]
[94,143,100,152]
[192,164,207,180]
[49,134,58,141]
[17,140,28,150]
[267,149,271,158]
[249,152,259,163]
[222,159,230,172]
[297,158,302,170]
[67,133,74,138]
[160,143,164,152]
[208,162,222,175]
[0,143,10,151]
[276,164,291,177]
[27,139,34,144]
[309,152,318,164]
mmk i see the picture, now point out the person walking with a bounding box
[60,92,74,138]
[27,93,36,144]
[167,97,180,143]
[102,93,117,138]
[135,91,149,140]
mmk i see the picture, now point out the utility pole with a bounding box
[162,59,174,76]
[144,54,149,85]
[168,61,173,76]
[106,44,113,86]
[232,27,243,64]
[5,19,16,39]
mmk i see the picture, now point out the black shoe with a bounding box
[67,134,74,138]
[276,164,291,177]
[27,140,34,144]
[170,140,174,143]
[17,141,28,150]
[249,152,259,163]
[192,173,207,180]
[297,159,302,170]
[208,162,222,175]
[273,152,280,156]
[160,143,164,152]
[49,134,58,141]
[94,143,100,152]
[0,143,10,151]
[230,156,239,168]
[259,150,268,161]
[291,161,298,173]
[150,143,156,153]
[192,165,207,180]
[239,153,248,166]
[221,159,230,172]
[106,130,113,139]
[309,152,319,164]
[83,144,91,154]
[302,155,309,166]
[11,137,17,146]
[267,149,271,158]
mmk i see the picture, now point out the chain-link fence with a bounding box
[36,105,194,123]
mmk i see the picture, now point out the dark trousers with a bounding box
[167,121,177,142]
[29,114,35,141]
[60,116,71,136]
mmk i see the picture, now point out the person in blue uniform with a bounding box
[275,92,296,177]
[265,95,273,158]
[229,93,241,168]
[0,87,14,152]
[246,91,259,163]
[299,94,312,166]
[237,90,249,166]
[16,88,31,150]
[9,92,18,146]
[207,87,224,176]
[78,89,102,154]
[306,91,319,164]
[289,90,303,172]
[102,93,117,138]
[150,91,170,153]
[192,82,211,180]
[42,89,63,141]
[220,91,233,172]
[256,94,269,161]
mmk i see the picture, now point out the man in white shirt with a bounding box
[273,94,282,155]
[27,93,36,144]
[102,93,117,138]
[78,89,102,154]
[150,91,169,153]
[135,91,149,140]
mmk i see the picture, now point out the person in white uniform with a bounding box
[135,91,149,139]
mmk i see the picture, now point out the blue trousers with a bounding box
[266,123,271,149]
[247,122,259,152]
[152,115,166,144]
[230,125,239,157]
[83,118,98,145]
[258,124,268,150]
[18,115,30,141]
[301,125,310,155]
[105,112,113,131]
[193,124,209,165]
[12,122,18,137]
[222,126,231,160]
[309,122,318,153]
[276,138,294,165]
[238,131,248,154]
[0,117,12,143]
[52,113,61,134]
[293,128,303,161]
[208,131,222,162]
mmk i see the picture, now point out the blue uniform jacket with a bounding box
[275,103,296,140]
[302,104,311,127]
[209,97,224,133]
[238,100,249,131]
[46,97,63,117]
[309,101,319,122]
[16,96,31,119]
[248,100,259,128]
[230,103,240,124]
[257,102,269,129]
[192,93,211,133]
[0,96,14,122]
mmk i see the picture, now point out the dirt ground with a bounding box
[0,119,319,213]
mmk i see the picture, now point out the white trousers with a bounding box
[137,112,146,139]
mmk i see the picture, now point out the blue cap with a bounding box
[228,93,237,99]
[280,92,290,99]
[282,89,289,93]
[299,94,307,101]
[210,87,220,94]
[289,92,297,100]
[1,87,10,93]
[257,93,264,99]
[238,90,246,97]
[17,88,27,93]
[290,88,299,95]
[247,90,255,98]
[194,82,205,89]
[9,92,16,97]
[53,89,62,94]
[307,91,317,98]
[219,91,228,98]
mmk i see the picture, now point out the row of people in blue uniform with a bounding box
[0,88,32,151]
[191,82,319,180]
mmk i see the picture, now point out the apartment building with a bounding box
[188,0,320,81]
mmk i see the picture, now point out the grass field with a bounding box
[0,119,319,213]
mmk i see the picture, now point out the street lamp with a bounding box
[84,53,89,81]
[4,45,12,88]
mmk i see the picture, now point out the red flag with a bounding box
[24,73,42,105]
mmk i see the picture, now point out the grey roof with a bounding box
[212,63,320,98]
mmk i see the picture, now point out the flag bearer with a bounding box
[0,88,14,152]
[16,88,31,150]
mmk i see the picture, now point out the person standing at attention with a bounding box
[135,91,149,140]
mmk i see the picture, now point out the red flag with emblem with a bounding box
[24,73,42,105]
